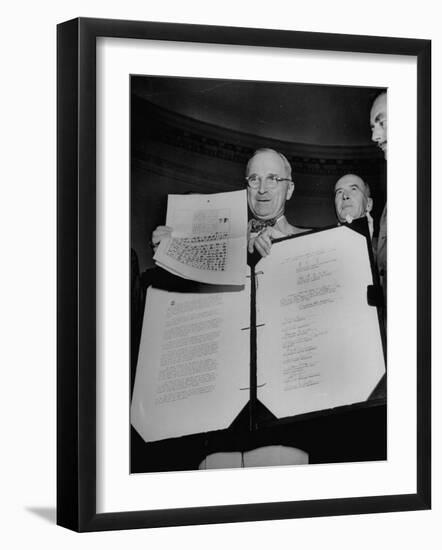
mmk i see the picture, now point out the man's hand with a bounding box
[151,225,173,253]
[248,226,273,257]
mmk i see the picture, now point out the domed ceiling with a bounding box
[132,76,383,148]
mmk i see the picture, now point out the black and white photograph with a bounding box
[130,76,388,474]
[52,10,431,536]
[1,0,436,543]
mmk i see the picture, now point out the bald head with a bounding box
[334,174,373,223]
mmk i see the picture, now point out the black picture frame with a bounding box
[57,17,431,532]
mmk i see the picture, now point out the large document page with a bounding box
[131,281,250,442]
[154,190,247,285]
[256,226,385,419]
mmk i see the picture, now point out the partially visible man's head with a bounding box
[334,174,373,223]
[370,92,387,159]
[246,148,294,220]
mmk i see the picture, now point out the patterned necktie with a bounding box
[249,218,277,233]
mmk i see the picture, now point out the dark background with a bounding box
[131,76,386,272]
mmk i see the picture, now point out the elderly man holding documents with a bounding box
[152,148,307,261]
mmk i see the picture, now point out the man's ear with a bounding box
[366,197,373,213]
[286,181,294,201]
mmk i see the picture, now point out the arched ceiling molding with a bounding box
[132,96,384,175]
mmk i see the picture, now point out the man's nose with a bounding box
[258,178,267,193]
[342,191,350,200]
[372,126,382,142]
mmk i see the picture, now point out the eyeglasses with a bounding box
[245,174,292,189]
